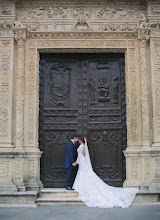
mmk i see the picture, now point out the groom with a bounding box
[64,136,79,190]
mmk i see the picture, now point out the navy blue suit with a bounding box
[64,140,76,187]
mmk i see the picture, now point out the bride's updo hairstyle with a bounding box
[79,137,85,144]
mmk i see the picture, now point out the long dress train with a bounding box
[73,143,138,208]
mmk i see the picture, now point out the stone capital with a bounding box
[14,28,27,41]
[137,28,150,42]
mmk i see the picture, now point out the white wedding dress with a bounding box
[73,138,138,208]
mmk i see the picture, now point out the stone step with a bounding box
[0,191,38,207]
[36,196,83,205]
[36,188,160,206]
[133,190,160,203]
[40,188,79,197]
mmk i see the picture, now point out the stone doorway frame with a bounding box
[13,30,153,191]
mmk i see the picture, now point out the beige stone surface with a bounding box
[0,0,160,203]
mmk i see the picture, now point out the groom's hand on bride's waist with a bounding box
[72,162,78,166]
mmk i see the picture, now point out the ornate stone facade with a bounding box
[0,0,160,200]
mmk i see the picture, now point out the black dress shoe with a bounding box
[66,186,74,190]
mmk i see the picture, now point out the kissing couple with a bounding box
[64,135,138,208]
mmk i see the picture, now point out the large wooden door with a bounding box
[39,53,126,187]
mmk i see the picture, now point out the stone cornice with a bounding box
[26,31,138,39]
[15,0,148,6]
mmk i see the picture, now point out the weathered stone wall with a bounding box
[0,0,160,193]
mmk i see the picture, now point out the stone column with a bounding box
[13,27,27,191]
[138,28,151,149]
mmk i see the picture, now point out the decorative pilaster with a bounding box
[14,27,27,149]
[138,28,151,149]
[149,21,160,190]
[150,26,160,149]
[13,26,27,191]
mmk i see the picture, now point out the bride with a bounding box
[72,137,138,208]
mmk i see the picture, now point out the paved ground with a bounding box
[0,204,160,220]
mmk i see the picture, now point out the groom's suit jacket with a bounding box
[64,140,76,168]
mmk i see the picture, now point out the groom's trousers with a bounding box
[66,166,73,187]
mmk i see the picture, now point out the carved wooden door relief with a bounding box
[39,53,126,187]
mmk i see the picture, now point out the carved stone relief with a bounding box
[155,159,160,180]
[138,33,151,147]
[25,40,37,146]
[144,158,152,180]
[0,3,14,16]
[15,36,26,147]
[131,158,138,180]
[14,0,148,33]
[16,1,146,21]
[27,159,35,179]
[0,161,10,181]
[0,40,12,141]
[0,21,14,37]
[149,5,160,16]
[14,160,22,181]
[151,40,160,143]
[127,48,141,145]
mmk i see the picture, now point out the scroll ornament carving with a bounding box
[91,131,119,143]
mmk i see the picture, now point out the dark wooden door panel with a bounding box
[39,54,82,187]
[82,54,126,186]
[39,53,126,188]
